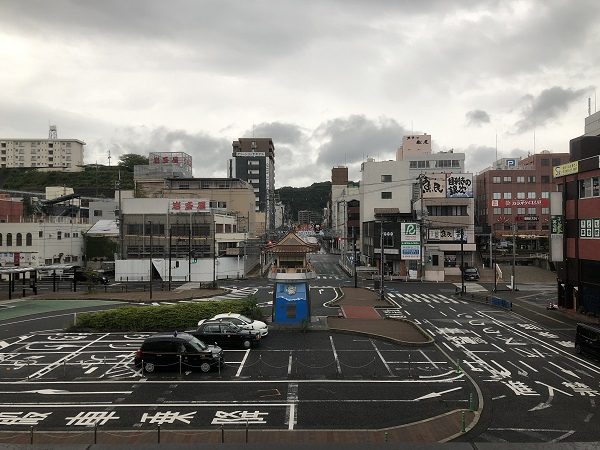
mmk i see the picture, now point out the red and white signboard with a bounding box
[169,199,210,213]
[491,199,549,208]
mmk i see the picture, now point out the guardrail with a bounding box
[454,288,512,311]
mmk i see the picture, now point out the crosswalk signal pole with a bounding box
[461,228,465,294]
[353,228,358,288]
[380,222,385,300]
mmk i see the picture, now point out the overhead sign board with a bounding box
[420,174,446,198]
[553,161,578,178]
[400,223,420,242]
[401,245,421,260]
[236,152,265,157]
[491,199,549,208]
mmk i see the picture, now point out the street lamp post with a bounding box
[168,227,172,291]
[512,224,518,291]
[460,228,465,294]
[148,220,153,300]
[380,222,384,300]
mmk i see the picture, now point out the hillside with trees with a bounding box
[276,181,331,224]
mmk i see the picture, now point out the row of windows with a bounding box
[579,177,600,199]
[492,207,550,215]
[494,223,549,230]
[427,205,468,216]
[492,192,550,200]
[492,175,550,184]
[0,231,79,246]
[409,160,461,169]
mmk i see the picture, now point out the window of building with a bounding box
[527,207,537,214]
[579,177,600,198]
[493,192,501,199]
[26,233,32,246]
[16,233,22,246]
[427,205,468,216]
[0,233,2,245]
[541,175,550,184]
[248,169,259,175]
[93,210,103,217]
[517,176,525,183]
[493,176,501,183]
[503,207,512,214]
[381,175,392,182]
[541,159,549,166]
[6,233,11,246]
[528,176,536,183]
[517,207,526,215]
[493,207,502,215]
[542,207,550,214]
[527,192,536,199]
[381,192,392,199]
[73,232,78,238]
[541,191,550,198]
[48,143,53,148]
[552,158,561,166]
[503,192,512,199]
[57,231,61,240]
[527,222,538,230]
[503,176,512,183]
[39,230,43,238]
[45,258,52,265]
[517,192,525,199]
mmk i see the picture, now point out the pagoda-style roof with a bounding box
[265,231,320,254]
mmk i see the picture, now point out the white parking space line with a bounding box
[285,382,298,430]
[419,349,439,370]
[329,336,342,375]
[370,339,394,377]
[235,349,250,377]
[287,352,293,376]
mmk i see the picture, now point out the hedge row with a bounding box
[68,298,261,332]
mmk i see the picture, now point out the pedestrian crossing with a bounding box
[386,292,468,305]
[315,275,346,280]
[148,287,258,306]
[452,282,488,292]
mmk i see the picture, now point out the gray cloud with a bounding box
[465,110,490,127]
[241,122,306,145]
[513,86,588,134]
[89,126,231,177]
[314,115,407,167]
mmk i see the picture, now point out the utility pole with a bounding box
[148,220,153,300]
[380,222,384,300]
[418,174,425,281]
[353,227,358,288]
[213,219,217,287]
[168,228,172,291]
[117,171,124,260]
[512,224,518,291]
[461,228,465,294]
[188,213,192,282]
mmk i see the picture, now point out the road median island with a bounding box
[30,288,227,303]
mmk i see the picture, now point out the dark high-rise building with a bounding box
[229,138,275,232]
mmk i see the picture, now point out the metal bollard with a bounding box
[221,425,224,443]
[94,423,98,443]
[179,354,182,376]
[455,358,461,374]
[157,424,161,443]
[384,431,388,442]
[461,411,466,433]
[469,393,474,411]
[246,420,249,443]
[30,426,33,444]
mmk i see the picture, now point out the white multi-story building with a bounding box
[0,136,84,172]
[330,166,360,253]
[396,134,474,281]
[0,217,89,267]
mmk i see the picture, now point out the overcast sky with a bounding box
[1,0,598,187]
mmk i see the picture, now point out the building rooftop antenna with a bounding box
[108,149,112,167]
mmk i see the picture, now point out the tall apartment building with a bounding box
[229,138,275,232]
[475,151,570,256]
[554,118,600,314]
[0,127,84,172]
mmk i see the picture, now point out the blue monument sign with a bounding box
[272,281,310,324]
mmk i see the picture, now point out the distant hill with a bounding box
[276,181,331,224]
[0,166,134,198]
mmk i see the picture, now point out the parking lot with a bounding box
[0,330,474,431]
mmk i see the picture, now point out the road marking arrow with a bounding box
[548,361,579,379]
[413,387,462,401]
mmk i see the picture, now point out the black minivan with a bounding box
[134,332,223,373]
[575,323,600,359]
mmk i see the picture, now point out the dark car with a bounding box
[575,323,600,359]
[187,320,261,349]
[75,270,109,285]
[463,268,480,281]
[134,332,223,373]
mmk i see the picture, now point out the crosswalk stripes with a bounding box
[148,287,258,306]
[452,282,487,292]
[386,292,467,305]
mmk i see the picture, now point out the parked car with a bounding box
[575,323,600,358]
[134,332,223,373]
[199,313,269,337]
[187,320,261,349]
[463,267,480,281]
[74,270,109,285]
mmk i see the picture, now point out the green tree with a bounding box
[118,154,149,172]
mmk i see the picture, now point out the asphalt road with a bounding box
[1,252,599,443]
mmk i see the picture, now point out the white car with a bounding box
[200,313,268,337]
